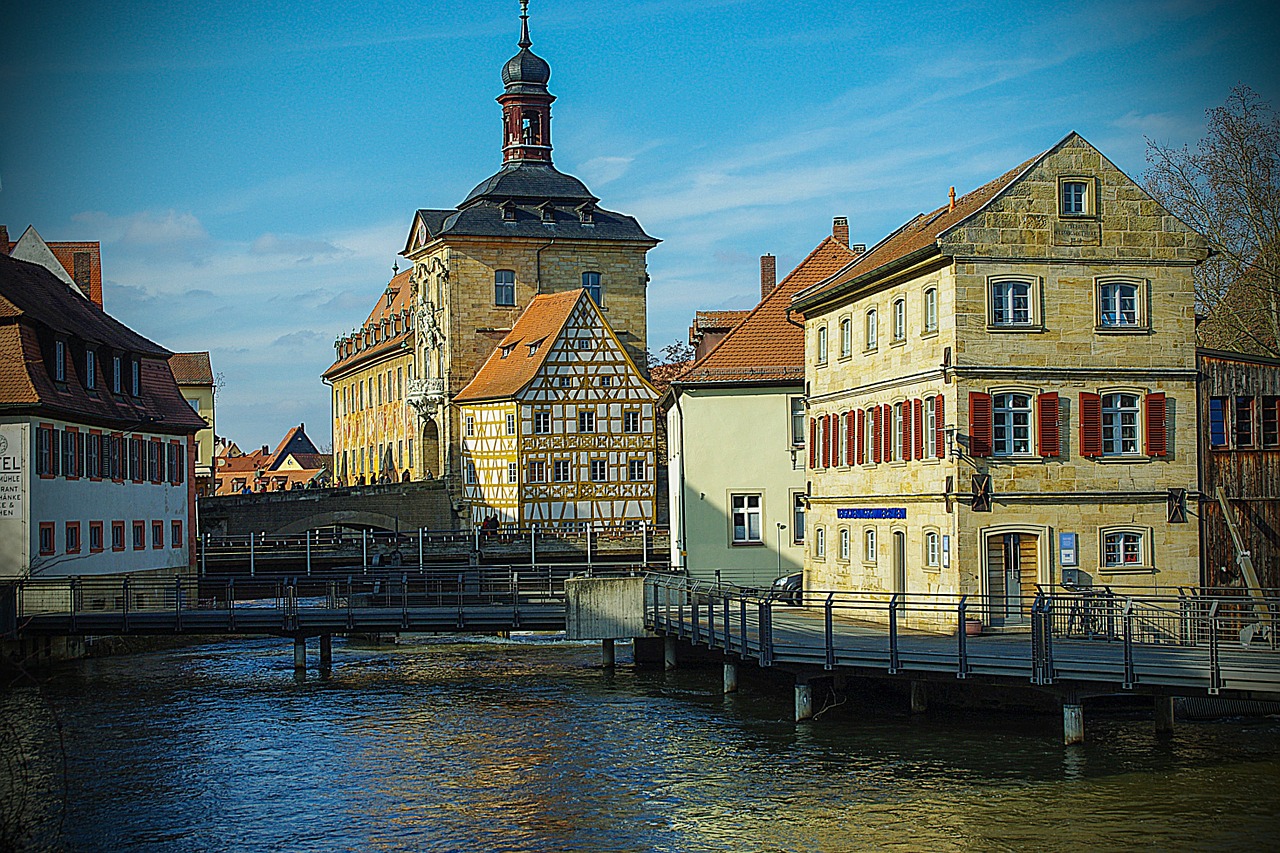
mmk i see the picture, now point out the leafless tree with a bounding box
[1145,85,1280,356]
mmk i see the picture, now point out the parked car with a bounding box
[770,571,803,605]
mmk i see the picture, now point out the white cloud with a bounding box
[72,209,208,246]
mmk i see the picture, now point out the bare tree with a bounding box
[1145,85,1280,356]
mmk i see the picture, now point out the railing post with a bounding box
[345,575,354,630]
[306,529,312,576]
[249,533,255,577]
[587,524,593,574]
[691,591,700,645]
[201,531,207,577]
[1122,598,1136,689]
[739,596,748,657]
[723,593,732,654]
[419,526,425,569]
[760,599,773,667]
[641,520,648,568]
[888,594,900,674]
[228,578,235,631]
[457,572,465,629]
[512,570,520,628]
[174,576,182,632]
[401,572,409,629]
[121,577,131,632]
[824,592,835,669]
[956,596,970,679]
[531,523,537,570]
[1208,601,1222,695]
[69,577,78,633]
[1030,594,1044,684]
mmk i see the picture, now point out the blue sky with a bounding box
[2,0,1276,448]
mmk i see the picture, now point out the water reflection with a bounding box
[2,636,1278,851]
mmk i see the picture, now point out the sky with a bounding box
[2,0,1277,449]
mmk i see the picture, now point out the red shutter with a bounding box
[1037,392,1060,457]
[935,394,946,458]
[846,410,856,466]
[821,415,830,468]
[1079,393,1103,458]
[902,403,913,461]
[1145,392,1168,457]
[913,399,925,459]
[831,413,840,466]
[882,404,893,462]
[872,407,882,464]
[969,392,993,457]
[809,418,817,469]
[856,409,865,465]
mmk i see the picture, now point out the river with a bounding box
[2,635,1278,852]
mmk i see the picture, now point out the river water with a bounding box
[2,635,1278,852]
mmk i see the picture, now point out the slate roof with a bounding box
[453,289,585,402]
[678,235,861,385]
[268,424,321,470]
[0,252,206,433]
[792,149,1046,311]
[170,351,214,385]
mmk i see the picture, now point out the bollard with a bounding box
[664,636,677,671]
[723,662,738,694]
[795,680,813,722]
[1063,704,1085,745]
[602,638,615,668]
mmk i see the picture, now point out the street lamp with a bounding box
[776,523,787,575]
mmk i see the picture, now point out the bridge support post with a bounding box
[910,680,928,714]
[1063,703,1085,745]
[319,634,332,671]
[293,637,306,674]
[601,638,615,668]
[664,636,677,671]
[1154,696,1175,736]
[723,662,738,694]
[795,679,813,722]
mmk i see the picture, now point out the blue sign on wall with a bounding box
[837,508,906,520]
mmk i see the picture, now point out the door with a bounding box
[893,531,907,594]
[986,533,1039,625]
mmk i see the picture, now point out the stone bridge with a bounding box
[198,480,458,537]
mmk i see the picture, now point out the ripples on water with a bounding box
[2,635,1278,852]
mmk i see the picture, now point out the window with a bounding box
[112,521,125,552]
[528,460,546,482]
[624,410,641,433]
[85,350,96,389]
[131,360,140,396]
[89,521,103,553]
[792,493,805,544]
[791,398,805,447]
[559,376,572,388]
[923,288,938,334]
[814,527,825,558]
[923,531,941,569]
[553,460,572,482]
[839,318,852,358]
[1102,393,1140,456]
[112,356,122,393]
[171,520,182,548]
[464,415,475,437]
[1264,397,1280,448]
[865,309,878,350]
[578,410,595,433]
[464,460,477,484]
[731,494,762,544]
[892,298,906,342]
[506,413,516,435]
[1235,396,1255,447]
[534,410,551,434]
[864,528,877,563]
[839,528,850,561]
[599,375,612,388]
[926,397,937,455]
[816,325,828,364]
[576,337,592,350]
[39,522,55,556]
[1060,178,1093,216]
[151,520,163,549]
[582,271,602,304]
[589,459,607,482]
[495,269,516,306]
[55,341,66,381]
[892,402,904,461]
[628,459,646,481]
[1098,279,1141,329]
[990,280,1032,326]
[1103,530,1145,568]
[508,462,518,484]
[992,393,1033,456]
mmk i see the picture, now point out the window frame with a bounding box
[508,462,519,484]
[628,459,646,481]
[815,324,828,365]
[892,298,906,343]
[1099,526,1154,572]
[922,287,938,335]
[533,409,551,435]
[624,410,641,434]
[553,459,572,483]
[991,390,1035,458]
[863,528,878,564]
[39,522,55,556]
[589,458,607,482]
[578,409,596,433]
[924,530,941,570]
[582,271,602,305]
[494,269,516,306]
[838,527,850,562]
[1059,176,1097,218]
[89,521,104,553]
[730,493,763,545]
[1209,396,1228,449]
[528,460,546,483]
[864,308,878,351]
[988,276,1040,330]
[839,316,852,359]
[1101,391,1142,457]
[1095,277,1148,333]
[814,526,826,559]
[1234,396,1255,448]
[791,491,806,544]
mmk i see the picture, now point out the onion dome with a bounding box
[502,1,550,90]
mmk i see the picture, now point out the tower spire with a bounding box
[519,0,532,49]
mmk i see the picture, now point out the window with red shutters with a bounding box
[913,399,925,459]
[809,418,817,468]
[821,415,831,468]
[969,392,993,457]
[1079,392,1103,457]
[856,409,865,465]
[1037,392,1060,457]
[882,404,893,463]
[830,413,840,466]
[1144,392,1167,456]
[902,401,914,461]
[872,406,882,464]
[846,410,856,466]
[935,394,945,458]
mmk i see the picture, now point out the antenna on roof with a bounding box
[519,0,532,49]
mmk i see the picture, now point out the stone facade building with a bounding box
[395,5,658,502]
[170,351,216,495]
[791,133,1210,627]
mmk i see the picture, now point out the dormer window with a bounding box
[85,350,96,390]
[113,356,122,393]
[501,201,518,222]
[528,340,541,356]
[539,201,555,223]
[576,203,595,224]
[131,360,140,396]
[54,340,66,382]
[501,345,514,359]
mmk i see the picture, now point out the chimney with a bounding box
[760,255,777,300]
[832,216,849,246]
[948,187,956,212]
[0,225,9,255]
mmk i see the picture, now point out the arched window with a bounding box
[992,392,1033,456]
[893,298,906,341]
[923,288,938,333]
[865,309,878,350]
[840,318,852,358]
[924,531,940,568]
[864,528,877,562]
[816,325,828,364]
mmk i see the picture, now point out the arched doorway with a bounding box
[421,418,441,479]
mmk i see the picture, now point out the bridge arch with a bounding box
[274,511,405,536]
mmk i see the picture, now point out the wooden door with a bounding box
[986,533,1040,624]
[986,535,1009,623]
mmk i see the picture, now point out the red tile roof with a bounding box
[677,235,861,384]
[323,270,414,378]
[0,253,206,433]
[169,351,214,384]
[453,289,585,402]
[691,310,750,332]
[793,149,1046,311]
